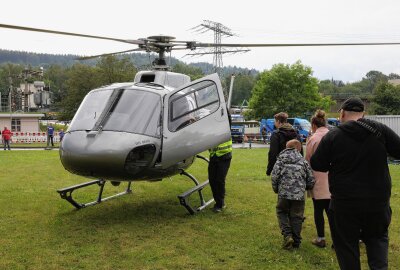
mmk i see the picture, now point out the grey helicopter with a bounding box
[1,23,400,214]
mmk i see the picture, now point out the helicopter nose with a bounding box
[59,131,159,180]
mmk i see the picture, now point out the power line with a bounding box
[189,20,249,77]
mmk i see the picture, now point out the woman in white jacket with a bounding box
[305,110,331,248]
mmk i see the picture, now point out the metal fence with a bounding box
[365,115,400,136]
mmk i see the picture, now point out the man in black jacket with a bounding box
[266,112,300,176]
[310,97,400,270]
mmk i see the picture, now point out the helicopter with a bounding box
[1,23,400,214]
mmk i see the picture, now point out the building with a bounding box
[389,79,400,86]
[0,113,44,133]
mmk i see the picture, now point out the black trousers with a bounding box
[276,198,305,245]
[3,139,11,150]
[312,198,330,238]
[208,157,231,208]
[47,135,54,146]
[329,204,391,270]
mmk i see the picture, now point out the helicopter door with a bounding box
[161,74,231,168]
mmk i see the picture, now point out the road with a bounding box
[232,142,269,149]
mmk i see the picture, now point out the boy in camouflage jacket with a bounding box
[271,139,315,250]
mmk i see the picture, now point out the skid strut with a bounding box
[57,180,132,209]
[177,155,214,215]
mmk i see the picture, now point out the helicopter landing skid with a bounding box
[177,155,214,215]
[57,180,132,209]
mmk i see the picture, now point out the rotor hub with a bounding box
[147,35,176,43]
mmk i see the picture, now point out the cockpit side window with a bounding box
[168,80,219,132]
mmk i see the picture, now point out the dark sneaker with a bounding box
[312,239,326,248]
[283,236,294,250]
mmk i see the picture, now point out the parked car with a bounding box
[287,118,311,142]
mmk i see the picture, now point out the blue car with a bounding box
[328,118,340,127]
[287,118,311,142]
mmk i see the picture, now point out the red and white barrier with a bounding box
[8,132,62,144]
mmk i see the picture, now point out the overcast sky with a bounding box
[1,0,400,82]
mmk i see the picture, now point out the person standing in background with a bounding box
[47,124,55,147]
[2,126,12,150]
[59,129,65,142]
[267,112,301,176]
[261,126,267,144]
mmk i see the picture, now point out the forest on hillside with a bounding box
[1,50,400,119]
[0,49,258,77]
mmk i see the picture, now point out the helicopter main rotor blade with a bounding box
[76,48,145,60]
[185,49,250,56]
[195,42,400,48]
[0,23,145,45]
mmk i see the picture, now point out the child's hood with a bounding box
[278,148,303,164]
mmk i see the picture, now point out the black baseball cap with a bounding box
[339,97,365,112]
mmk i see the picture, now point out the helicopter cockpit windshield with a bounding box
[69,88,162,137]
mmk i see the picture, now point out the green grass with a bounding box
[0,149,399,269]
[3,143,60,148]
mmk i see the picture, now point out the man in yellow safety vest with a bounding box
[208,138,233,212]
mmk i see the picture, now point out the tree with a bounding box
[59,64,100,120]
[0,63,24,95]
[388,73,400,80]
[365,70,388,92]
[318,79,339,95]
[248,61,332,119]
[59,56,138,120]
[96,55,137,84]
[172,62,204,81]
[44,64,68,109]
[370,82,400,115]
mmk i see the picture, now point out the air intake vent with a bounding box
[140,74,155,83]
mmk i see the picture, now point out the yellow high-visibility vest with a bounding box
[210,139,233,158]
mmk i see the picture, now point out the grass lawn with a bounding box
[0,149,399,269]
[2,143,60,148]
